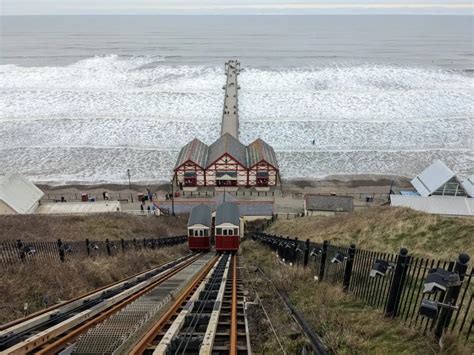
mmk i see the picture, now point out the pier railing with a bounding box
[253,233,473,343]
[0,236,187,266]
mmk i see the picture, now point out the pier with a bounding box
[221,60,240,139]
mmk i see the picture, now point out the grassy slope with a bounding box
[267,207,474,259]
[0,213,187,242]
[0,244,188,323]
[241,241,472,354]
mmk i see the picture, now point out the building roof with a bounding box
[188,204,212,227]
[390,195,474,216]
[458,175,474,198]
[304,194,354,212]
[0,173,44,214]
[215,202,240,225]
[411,160,455,197]
[174,138,209,169]
[207,133,247,167]
[247,138,279,169]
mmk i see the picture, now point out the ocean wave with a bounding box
[0,56,473,182]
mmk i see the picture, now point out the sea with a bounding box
[0,15,473,185]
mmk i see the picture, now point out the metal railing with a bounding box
[253,233,473,344]
[0,236,187,266]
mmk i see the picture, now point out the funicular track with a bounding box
[0,253,206,354]
[131,254,250,355]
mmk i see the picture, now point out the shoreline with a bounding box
[36,174,413,197]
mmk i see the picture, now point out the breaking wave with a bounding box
[0,55,472,183]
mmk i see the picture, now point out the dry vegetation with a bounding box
[0,244,188,324]
[267,207,474,259]
[0,213,188,242]
[241,240,472,354]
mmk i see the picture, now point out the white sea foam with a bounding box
[0,56,472,183]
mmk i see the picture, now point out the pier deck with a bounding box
[221,60,240,138]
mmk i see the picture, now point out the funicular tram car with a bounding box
[187,204,212,251]
[214,202,242,252]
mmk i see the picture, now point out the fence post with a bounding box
[85,238,91,256]
[292,237,298,265]
[57,239,65,262]
[303,239,310,267]
[318,241,328,281]
[106,239,111,256]
[16,239,25,261]
[343,244,356,292]
[121,238,125,253]
[435,253,470,339]
[385,248,410,318]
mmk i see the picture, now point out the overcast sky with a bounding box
[2,0,473,16]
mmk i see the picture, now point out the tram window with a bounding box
[216,228,222,235]
[223,229,228,236]
[188,229,193,237]
[204,229,209,236]
[234,228,238,235]
[199,230,204,237]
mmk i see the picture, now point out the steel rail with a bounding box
[129,255,220,354]
[2,254,202,355]
[0,253,192,333]
[153,255,225,354]
[230,255,238,355]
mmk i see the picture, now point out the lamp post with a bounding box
[171,174,175,216]
[127,169,134,203]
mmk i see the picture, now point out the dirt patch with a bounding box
[0,213,187,242]
[0,244,188,324]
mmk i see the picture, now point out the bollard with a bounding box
[385,248,411,317]
[318,241,329,281]
[343,244,356,292]
[85,238,91,256]
[57,239,65,262]
[434,253,470,339]
[303,239,310,267]
[106,239,111,256]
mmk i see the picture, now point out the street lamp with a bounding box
[171,174,175,216]
[127,169,134,203]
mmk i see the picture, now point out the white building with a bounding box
[391,160,473,217]
[0,173,44,214]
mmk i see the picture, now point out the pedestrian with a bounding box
[141,196,146,204]
[147,205,151,214]
[147,189,153,202]
[140,203,144,213]
[103,191,107,200]
[165,193,169,201]
[312,139,315,145]
[179,182,183,190]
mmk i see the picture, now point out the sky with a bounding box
[1,0,473,16]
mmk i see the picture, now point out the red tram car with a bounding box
[187,204,212,251]
[215,202,241,252]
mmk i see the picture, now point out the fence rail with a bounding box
[0,236,187,267]
[253,233,473,344]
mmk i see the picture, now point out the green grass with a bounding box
[267,207,474,259]
[240,240,473,354]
